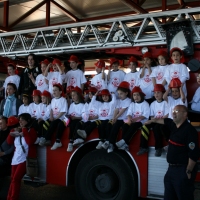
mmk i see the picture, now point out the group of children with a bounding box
[1,47,200,156]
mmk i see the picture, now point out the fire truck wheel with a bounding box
[75,150,137,200]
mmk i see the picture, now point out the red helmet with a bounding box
[53,83,63,91]
[71,86,82,95]
[143,52,153,59]
[52,58,62,66]
[153,84,165,92]
[66,86,74,94]
[98,89,111,96]
[88,87,98,93]
[118,81,130,89]
[157,50,168,58]
[169,78,182,88]
[41,90,51,98]
[128,56,138,65]
[110,58,119,66]
[68,55,79,63]
[131,86,146,96]
[7,116,19,127]
[95,60,105,68]
[32,90,41,96]
[170,47,183,56]
[40,59,50,66]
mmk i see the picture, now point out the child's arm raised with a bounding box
[180,84,186,103]
[163,87,170,102]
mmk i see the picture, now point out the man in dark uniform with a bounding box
[18,53,41,98]
[145,105,199,200]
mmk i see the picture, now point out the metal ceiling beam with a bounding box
[177,0,186,6]
[120,0,148,13]
[3,1,9,27]
[162,0,167,23]
[8,0,48,28]
[46,0,50,26]
[50,0,79,22]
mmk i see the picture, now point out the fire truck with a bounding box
[0,7,200,200]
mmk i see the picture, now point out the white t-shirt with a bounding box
[51,97,68,120]
[47,72,64,95]
[18,104,29,115]
[127,101,150,124]
[68,102,85,118]
[65,69,86,88]
[138,67,155,99]
[3,75,20,97]
[191,87,200,111]
[164,63,189,96]
[28,103,41,119]
[116,97,131,120]
[150,100,169,118]
[35,74,49,92]
[91,72,107,90]
[167,96,187,119]
[12,136,28,165]
[37,103,51,121]
[107,70,126,93]
[124,71,140,91]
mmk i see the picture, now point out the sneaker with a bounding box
[163,145,169,152]
[34,137,40,144]
[51,142,62,150]
[73,138,84,146]
[137,148,148,155]
[115,139,125,148]
[118,143,129,151]
[67,143,73,152]
[101,141,109,149]
[96,141,103,149]
[39,137,46,146]
[107,144,114,153]
[77,129,87,139]
[155,148,162,157]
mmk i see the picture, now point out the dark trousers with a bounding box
[32,120,48,137]
[108,120,124,144]
[164,165,197,200]
[98,120,109,141]
[69,119,81,141]
[45,119,66,141]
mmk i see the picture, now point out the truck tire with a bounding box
[75,150,137,200]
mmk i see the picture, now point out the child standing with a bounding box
[107,58,125,95]
[67,86,85,152]
[191,73,200,111]
[18,93,30,115]
[163,78,187,119]
[65,55,86,91]
[102,81,131,153]
[39,84,68,150]
[139,52,155,104]
[164,47,189,96]
[115,86,150,154]
[90,60,107,90]
[124,56,140,91]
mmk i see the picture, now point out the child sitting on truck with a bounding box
[18,93,30,116]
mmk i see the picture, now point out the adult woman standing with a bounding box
[0,83,22,117]
[7,114,37,200]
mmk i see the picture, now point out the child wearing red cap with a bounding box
[90,60,107,90]
[191,73,200,111]
[72,87,100,146]
[115,86,150,154]
[101,81,131,153]
[18,93,30,116]
[163,78,187,119]
[107,58,125,95]
[150,50,169,90]
[164,47,189,96]
[33,59,50,92]
[65,55,86,91]
[44,58,65,95]
[39,84,68,150]
[124,56,140,91]
[67,86,85,152]
[139,52,156,104]
[0,63,20,98]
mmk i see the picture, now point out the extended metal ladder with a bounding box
[0,7,200,57]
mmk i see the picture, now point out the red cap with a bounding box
[157,50,168,58]
[40,59,50,66]
[7,63,16,69]
[128,56,138,65]
[53,83,63,91]
[170,47,183,56]
[153,84,165,92]
[52,59,62,66]
[88,87,98,93]
[41,90,51,98]
[169,78,182,88]
[68,55,79,63]
[32,89,41,96]
[118,81,130,89]
[131,86,146,96]
[95,60,105,68]
[66,86,74,94]
[143,52,153,59]
[98,89,111,96]
[7,116,19,127]
[110,58,119,66]
[71,86,83,95]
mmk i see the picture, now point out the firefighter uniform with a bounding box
[163,118,199,200]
